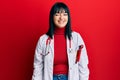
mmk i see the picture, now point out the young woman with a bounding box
[32,2,89,80]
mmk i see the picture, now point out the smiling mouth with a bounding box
[58,21,64,24]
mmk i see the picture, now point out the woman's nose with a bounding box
[59,15,64,20]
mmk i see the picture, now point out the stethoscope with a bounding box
[45,37,73,56]
[45,37,51,56]
[45,36,84,63]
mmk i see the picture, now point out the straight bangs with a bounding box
[53,4,69,14]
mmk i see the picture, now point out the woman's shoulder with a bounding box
[37,34,49,43]
[39,34,48,39]
[71,31,84,42]
[72,31,81,37]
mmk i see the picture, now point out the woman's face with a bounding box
[53,9,68,28]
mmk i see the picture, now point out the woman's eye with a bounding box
[55,13,60,16]
[64,13,68,16]
[54,13,68,16]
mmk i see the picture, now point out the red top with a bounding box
[53,27,68,75]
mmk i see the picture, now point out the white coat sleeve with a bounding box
[32,37,44,80]
[77,33,90,80]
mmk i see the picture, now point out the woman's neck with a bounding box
[54,27,65,35]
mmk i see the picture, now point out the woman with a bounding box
[32,2,89,80]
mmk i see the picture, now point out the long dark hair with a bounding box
[46,2,72,40]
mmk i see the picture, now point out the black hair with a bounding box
[46,2,72,40]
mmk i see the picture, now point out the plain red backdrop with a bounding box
[0,0,120,80]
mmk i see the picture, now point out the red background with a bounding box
[0,0,120,80]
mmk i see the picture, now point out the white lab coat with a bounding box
[32,31,89,80]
